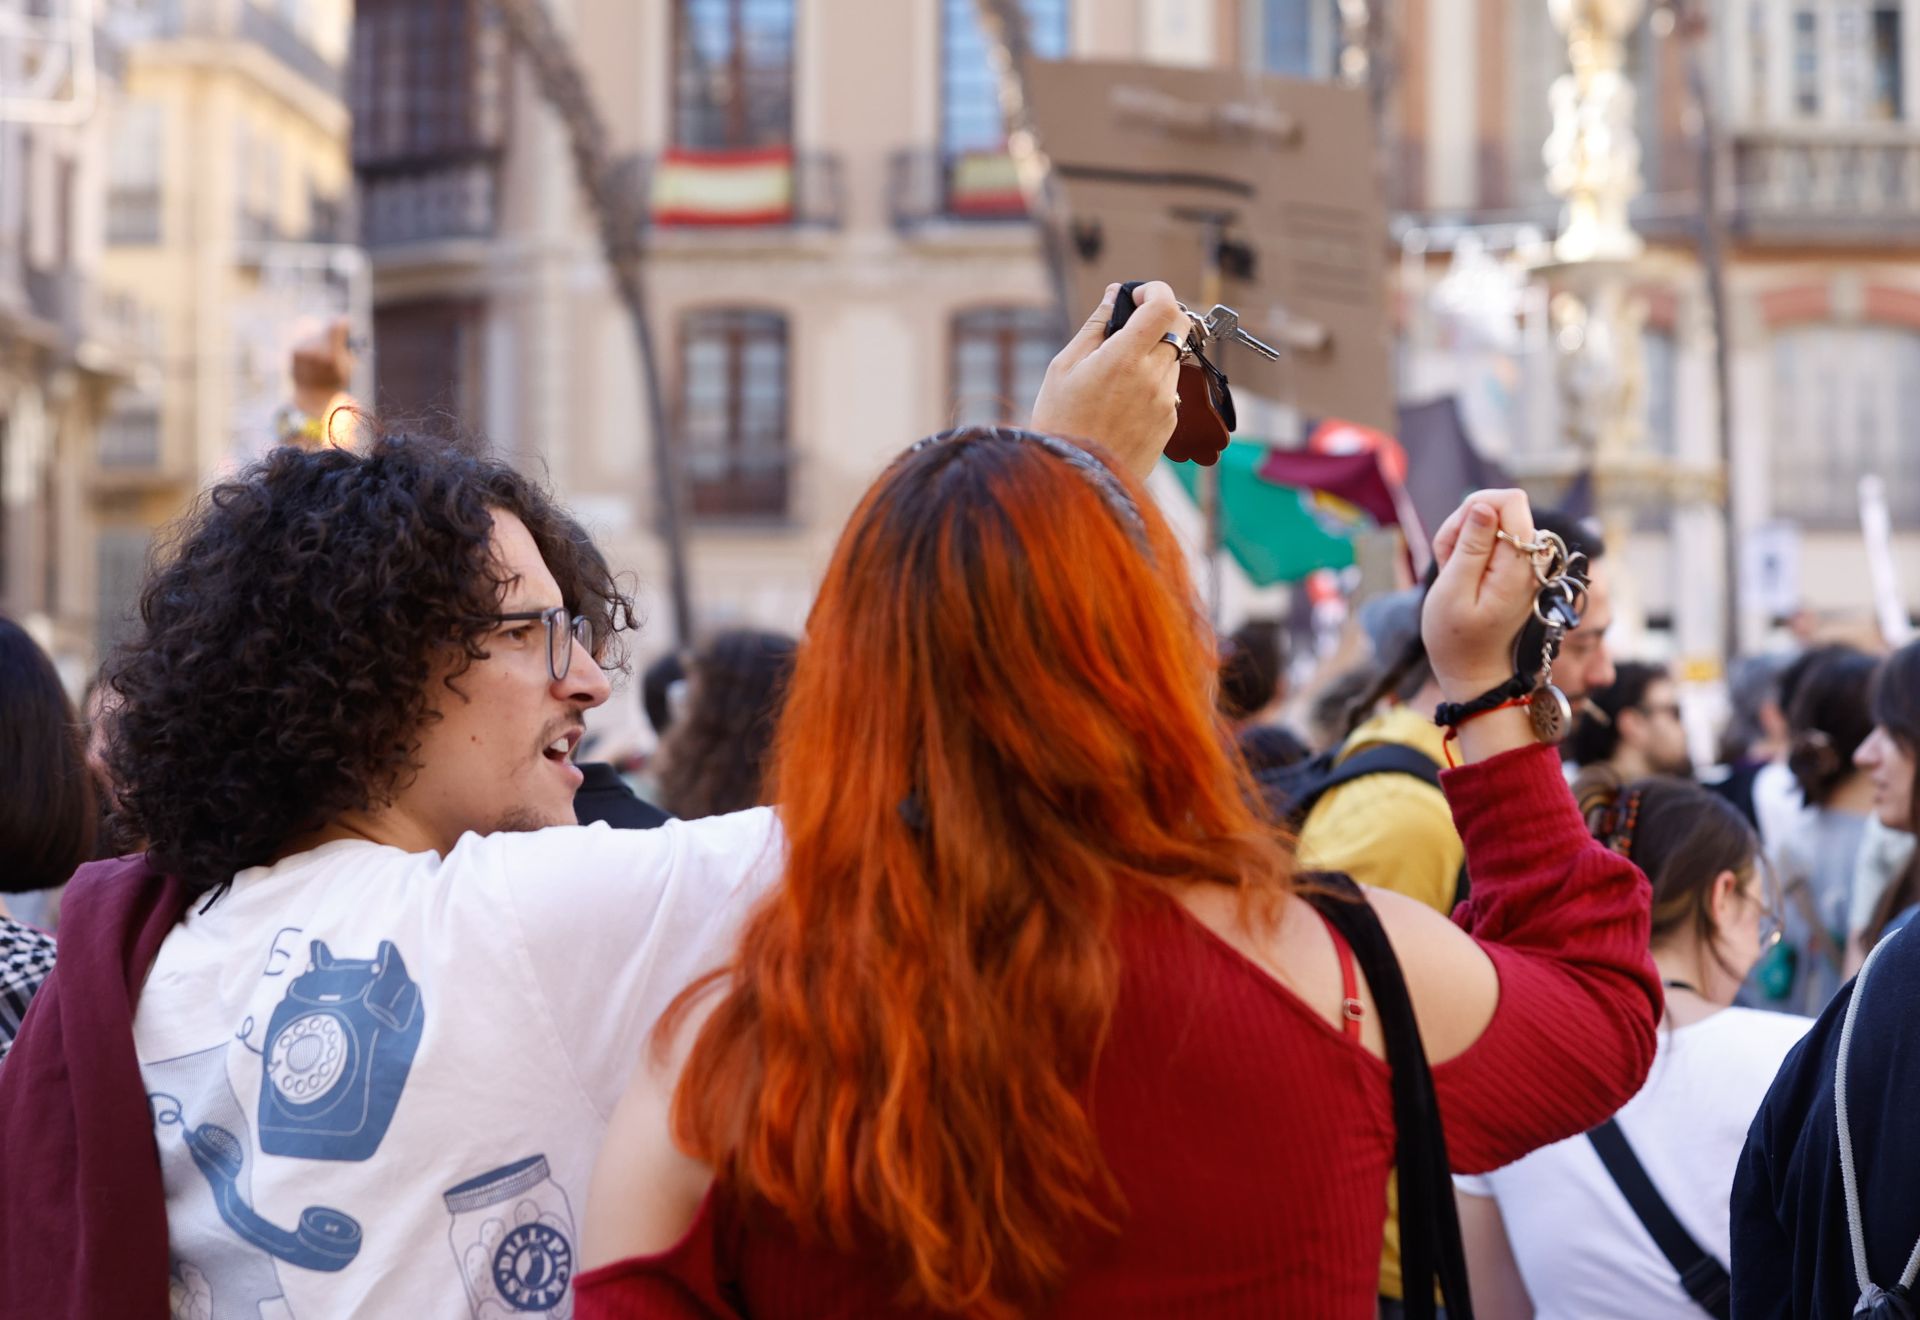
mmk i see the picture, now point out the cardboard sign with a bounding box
[1025,59,1394,431]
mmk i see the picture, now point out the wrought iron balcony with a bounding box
[685,444,794,521]
[357,158,500,250]
[97,406,163,471]
[1730,126,1920,246]
[889,148,1032,230]
[10,265,158,374]
[640,149,843,232]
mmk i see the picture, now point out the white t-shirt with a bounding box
[1455,1006,1810,1320]
[1754,760,1812,876]
[132,812,781,1320]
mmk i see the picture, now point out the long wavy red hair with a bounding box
[664,427,1294,1316]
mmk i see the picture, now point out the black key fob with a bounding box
[1101,279,1233,466]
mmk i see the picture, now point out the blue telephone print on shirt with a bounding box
[257,938,423,1161]
[148,1042,360,1316]
[185,1120,362,1272]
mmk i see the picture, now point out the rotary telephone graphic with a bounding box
[184,1120,362,1272]
[257,939,424,1161]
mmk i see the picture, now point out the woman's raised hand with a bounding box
[1421,489,1541,703]
[1030,282,1189,482]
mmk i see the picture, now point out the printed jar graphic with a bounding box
[445,1154,578,1318]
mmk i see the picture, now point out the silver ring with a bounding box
[1158,332,1186,354]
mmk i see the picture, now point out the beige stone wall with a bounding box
[79,5,353,671]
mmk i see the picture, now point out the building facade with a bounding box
[1384,0,1920,665]
[0,7,155,681]
[348,0,1920,715]
[352,0,1257,674]
[87,0,356,663]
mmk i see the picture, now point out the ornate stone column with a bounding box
[1544,0,1647,264]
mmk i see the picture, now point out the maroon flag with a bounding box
[1256,436,1431,576]
[1254,447,1404,534]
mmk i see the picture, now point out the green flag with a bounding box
[1167,443,1360,586]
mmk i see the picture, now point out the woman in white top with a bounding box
[1455,772,1808,1319]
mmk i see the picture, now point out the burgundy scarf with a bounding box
[0,855,191,1317]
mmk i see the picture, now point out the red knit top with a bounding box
[575,743,1661,1319]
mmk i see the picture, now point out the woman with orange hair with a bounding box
[572,285,1662,1318]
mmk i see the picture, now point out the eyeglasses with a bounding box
[1638,702,1683,722]
[492,607,594,682]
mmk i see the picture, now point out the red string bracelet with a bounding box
[1440,696,1532,768]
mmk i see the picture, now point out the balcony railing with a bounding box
[686,444,793,520]
[1730,126,1920,245]
[889,148,1032,230]
[11,265,159,368]
[642,149,842,232]
[358,158,500,250]
[97,408,163,470]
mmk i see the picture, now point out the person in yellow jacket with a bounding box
[1299,512,1614,1318]
[1299,700,1462,908]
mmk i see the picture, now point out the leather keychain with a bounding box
[1104,279,1276,467]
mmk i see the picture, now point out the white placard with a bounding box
[1742,520,1802,623]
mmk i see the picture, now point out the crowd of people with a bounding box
[0,281,1913,1318]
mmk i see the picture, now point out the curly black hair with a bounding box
[105,435,634,893]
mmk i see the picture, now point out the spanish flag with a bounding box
[651,147,796,227]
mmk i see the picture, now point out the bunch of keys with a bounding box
[1104,280,1283,465]
[1497,527,1588,743]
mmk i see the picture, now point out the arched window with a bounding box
[679,309,791,518]
[1770,322,1920,526]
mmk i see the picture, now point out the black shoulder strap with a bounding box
[1586,1118,1731,1319]
[1305,875,1474,1320]
[1292,742,1443,824]
[1322,743,1442,794]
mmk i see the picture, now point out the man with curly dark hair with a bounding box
[0,436,782,1317]
[0,282,1197,1319]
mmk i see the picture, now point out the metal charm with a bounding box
[1529,684,1573,744]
